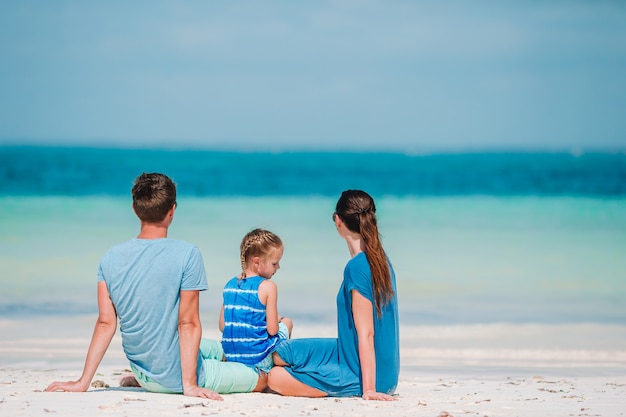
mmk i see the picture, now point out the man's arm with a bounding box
[178,290,223,400]
[45,281,117,392]
[218,304,225,332]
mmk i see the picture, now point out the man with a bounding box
[46,173,263,399]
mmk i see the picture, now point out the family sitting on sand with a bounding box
[45,172,399,401]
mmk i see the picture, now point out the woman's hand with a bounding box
[362,390,397,401]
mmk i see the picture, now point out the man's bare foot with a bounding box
[119,372,141,388]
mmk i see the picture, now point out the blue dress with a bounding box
[274,252,399,397]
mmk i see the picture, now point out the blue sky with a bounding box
[1,1,625,151]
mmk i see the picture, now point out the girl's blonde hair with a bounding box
[240,228,283,279]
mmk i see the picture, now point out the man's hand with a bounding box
[183,384,224,401]
[45,380,90,393]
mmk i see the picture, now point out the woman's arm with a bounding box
[178,290,223,400]
[351,290,396,401]
[258,280,279,336]
[45,281,117,392]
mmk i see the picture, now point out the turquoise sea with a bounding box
[1,146,625,326]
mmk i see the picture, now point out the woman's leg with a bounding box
[267,367,327,398]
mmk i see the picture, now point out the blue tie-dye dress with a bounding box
[221,276,280,365]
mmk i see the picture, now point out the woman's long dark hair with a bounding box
[336,190,393,317]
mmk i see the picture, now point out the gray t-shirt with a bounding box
[97,238,208,392]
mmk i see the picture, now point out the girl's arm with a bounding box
[351,289,396,401]
[258,280,279,336]
[45,281,117,392]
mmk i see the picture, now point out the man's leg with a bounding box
[200,338,262,393]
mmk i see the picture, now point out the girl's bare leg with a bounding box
[281,317,294,337]
[253,371,268,392]
[272,351,289,367]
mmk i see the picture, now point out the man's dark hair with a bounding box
[131,173,177,223]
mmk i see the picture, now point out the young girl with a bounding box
[219,228,293,374]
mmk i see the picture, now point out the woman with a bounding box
[267,190,399,400]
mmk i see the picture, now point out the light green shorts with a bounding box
[130,338,258,394]
[199,338,259,393]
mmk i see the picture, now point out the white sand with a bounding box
[2,318,626,417]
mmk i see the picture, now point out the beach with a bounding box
[2,317,626,417]
[2,193,626,416]
[2,150,626,416]
[2,0,626,410]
